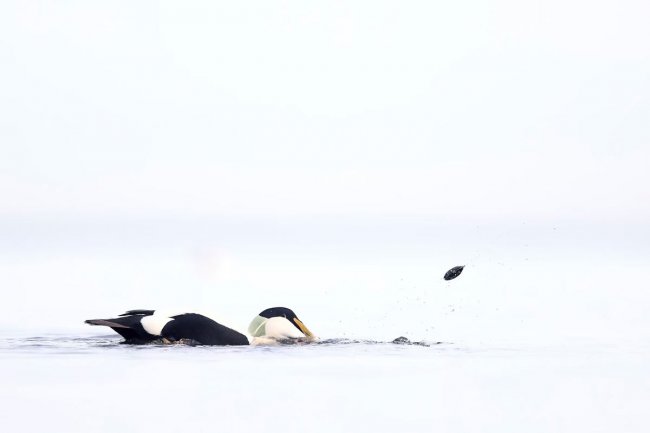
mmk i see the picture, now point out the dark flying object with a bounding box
[444,265,465,281]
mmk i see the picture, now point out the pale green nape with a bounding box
[248,315,267,337]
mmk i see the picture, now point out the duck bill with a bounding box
[293,318,314,338]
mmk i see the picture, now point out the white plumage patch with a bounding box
[141,315,174,336]
[264,316,305,339]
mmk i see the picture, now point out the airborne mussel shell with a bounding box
[444,265,465,281]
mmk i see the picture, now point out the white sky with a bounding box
[1,0,649,222]
[1,2,650,340]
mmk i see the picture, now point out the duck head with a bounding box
[248,307,315,341]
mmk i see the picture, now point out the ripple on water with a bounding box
[0,334,448,356]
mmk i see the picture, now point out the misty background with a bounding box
[1,1,648,344]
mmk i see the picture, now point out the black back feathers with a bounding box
[161,314,249,346]
[118,309,155,317]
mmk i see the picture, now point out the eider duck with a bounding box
[85,307,314,346]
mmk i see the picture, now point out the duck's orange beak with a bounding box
[293,317,314,338]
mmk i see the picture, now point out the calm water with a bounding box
[3,220,649,432]
[2,333,649,433]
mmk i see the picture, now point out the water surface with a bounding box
[2,334,648,433]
